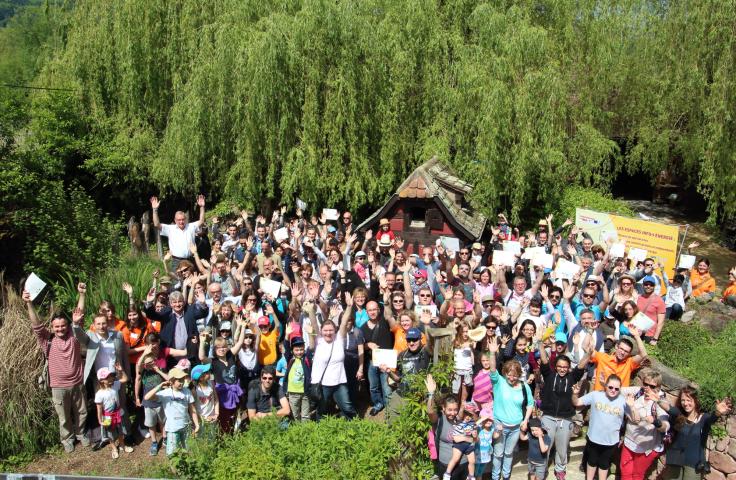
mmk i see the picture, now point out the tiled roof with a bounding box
[358,157,487,239]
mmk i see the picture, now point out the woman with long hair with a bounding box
[660,387,731,480]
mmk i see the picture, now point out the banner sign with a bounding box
[575,208,680,275]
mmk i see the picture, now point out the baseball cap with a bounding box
[463,401,479,413]
[243,328,254,336]
[355,250,366,258]
[219,321,232,331]
[257,316,270,327]
[175,359,191,371]
[405,328,422,341]
[554,332,568,344]
[168,368,187,380]
[291,336,305,347]
[472,242,482,250]
[327,225,337,233]
[159,275,172,285]
[191,363,211,381]
[480,294,494,304]
[413,269,428,279]
[96,367,113,381]
[642,275,657,285]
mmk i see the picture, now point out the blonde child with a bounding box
[452,324,475,408]
[95,363,133,458]
[144,368,199,456]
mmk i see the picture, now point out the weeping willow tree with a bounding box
[34,0,736,223]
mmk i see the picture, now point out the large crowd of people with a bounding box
[26,195,735,480]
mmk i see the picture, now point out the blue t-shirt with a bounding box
[490,370,533,426]
[275,357,288,386]
[528,433,551,463]
[476,428,494,464]
[579,390,629,445]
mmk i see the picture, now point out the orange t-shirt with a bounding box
[590,350,640,391]
[391,325,427,353]
[123,319,153,365]
[690,269,716,297]
[723,283,736,301]
[258,328,280,366]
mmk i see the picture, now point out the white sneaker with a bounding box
[111,447,119,459]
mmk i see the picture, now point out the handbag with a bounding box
[308,340,335,403]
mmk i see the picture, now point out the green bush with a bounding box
[652,320,736,409]
[55,254,162,324]
[555,186,634,222]
[172,417,399,480]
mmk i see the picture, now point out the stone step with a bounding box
[506,435,588,480]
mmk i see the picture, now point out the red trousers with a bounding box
[620,445,660,480]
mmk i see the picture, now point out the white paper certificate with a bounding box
[25,273,47,301]
[372,348,398,369]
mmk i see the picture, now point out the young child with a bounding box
[526,417,551,480]
[285,337,311,421]
[444,401,479,480]
[135,351,169,456]
[95,364,133,459]
[144,368,200,456]
[471,352,494,414]
[275,343,288,387]
[452,324,475,408]
[191,363,219,439]
[664,274,686,320]
[474,410,496,479]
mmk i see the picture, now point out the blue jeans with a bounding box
[367,361,391,411]
[492,422,521,480]
[318,383,356,420]
[666,304,683,320]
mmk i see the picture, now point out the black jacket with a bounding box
[538,360,585,419]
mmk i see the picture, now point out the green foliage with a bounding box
[172,417,400,480]
[652,320,736,410]
[555,186,634,222]
[55,254,161,324]
[25,0,733,223]
[391,358,455,479]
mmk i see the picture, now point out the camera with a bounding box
[695,461,711,474]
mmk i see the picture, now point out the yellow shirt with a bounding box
[258,328,279,365]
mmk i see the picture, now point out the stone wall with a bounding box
[649,359,735,480]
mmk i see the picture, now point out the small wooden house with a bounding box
[357,157,487,253]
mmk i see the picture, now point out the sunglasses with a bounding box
[407,338,421,343]
[643,382,659,389]
[607,386,620,391]
[459,251,470,255]
[643,283,655,287]
[261,376,274,381]
[582,293,595,298]
[549,295,561,299]
[621,281,632,286]
[392,299,404,303]
[419,294,432,298]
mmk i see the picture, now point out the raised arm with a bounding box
[630,329,648,364]
[425,374,439,424]
[150,196,161,230]
[339,294,352,339]
[196,195,206,225]
[76,282,87,314]
[23,290,42,328]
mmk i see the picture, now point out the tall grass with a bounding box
[55,254,162,325]
[0,277,59,460]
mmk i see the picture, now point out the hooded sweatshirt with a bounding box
[539,360,585,418]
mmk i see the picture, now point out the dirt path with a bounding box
[18,437,168,478]
[625,200,736,286]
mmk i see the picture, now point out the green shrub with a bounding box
[652,320,736,409]
[172,417,399,480]
[55,253,162,325]
[555,186,634,221]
